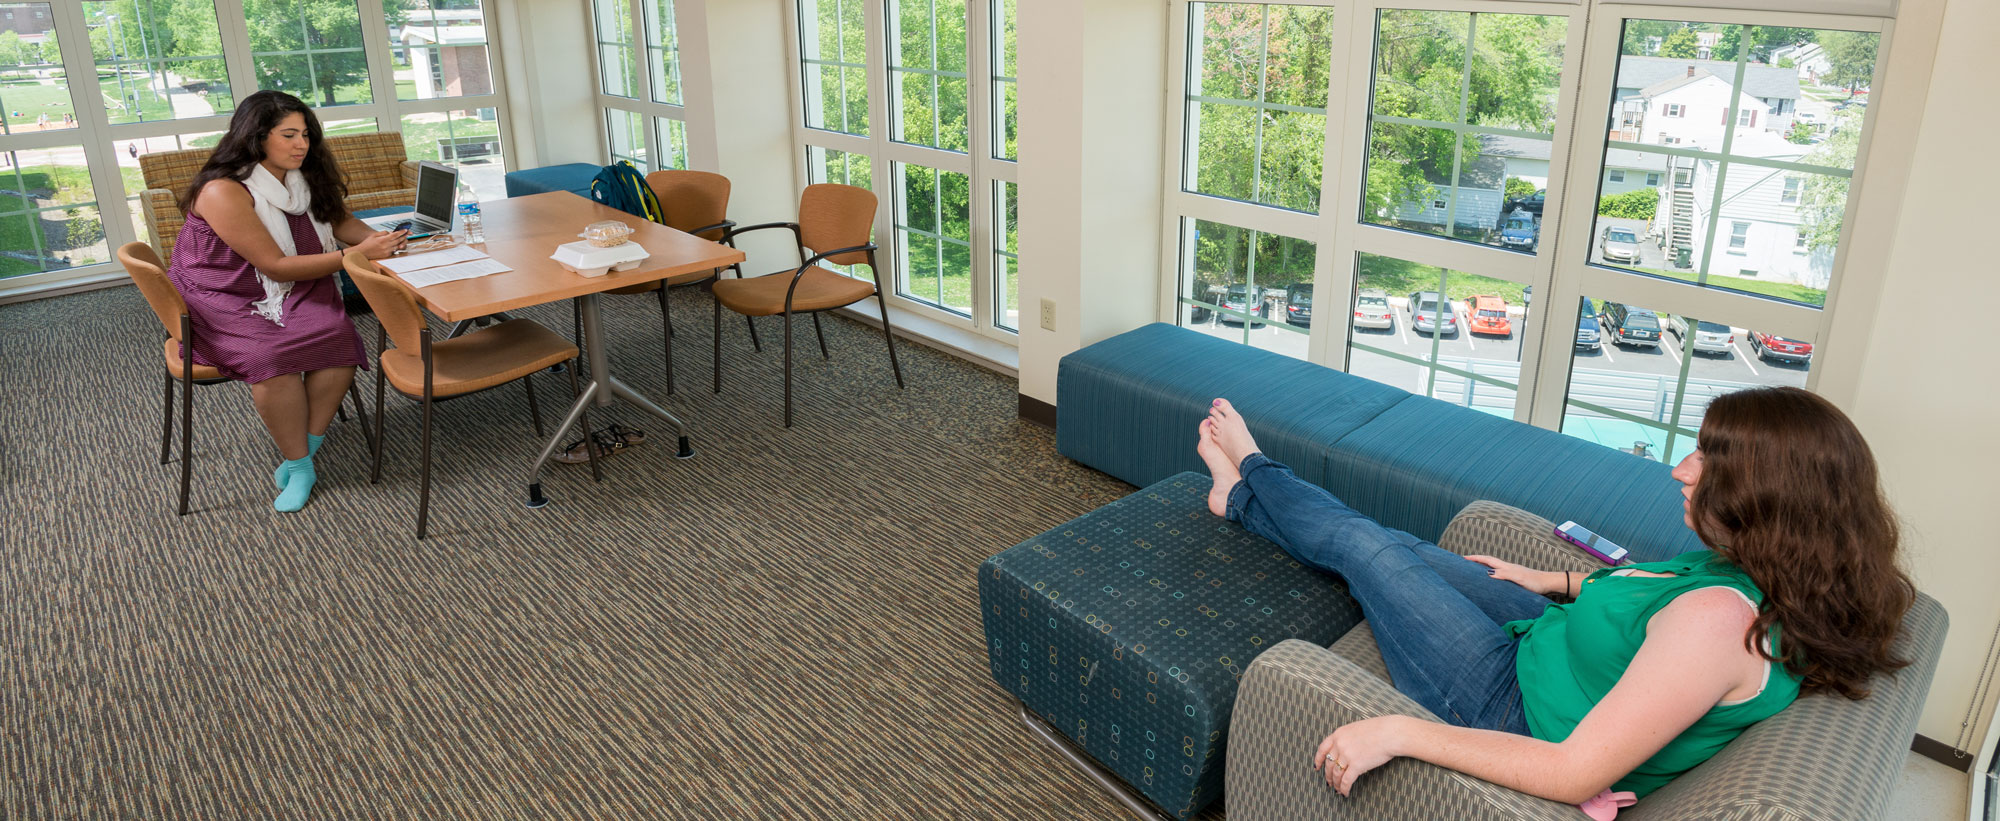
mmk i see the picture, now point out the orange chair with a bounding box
[588,169,758,394]
[119,242,373,515]
[344,252,597,539]
[710,184,905,427]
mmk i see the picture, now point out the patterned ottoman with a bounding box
[979,472,1363,817]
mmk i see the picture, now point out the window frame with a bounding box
[588,0,696,172]
[784,0,1020,343]
[0,0,517,298]
[1156,0,1898,448]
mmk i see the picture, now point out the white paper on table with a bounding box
[397,258,514,288]
[377,244,490,273]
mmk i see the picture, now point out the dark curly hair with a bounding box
[1691,387,1914,699]
[180,90,349,225]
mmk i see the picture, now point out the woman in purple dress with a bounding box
[169,90,408,512]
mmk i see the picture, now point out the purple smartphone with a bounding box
[1555,520,1629,565]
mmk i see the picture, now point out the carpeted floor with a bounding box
[0,283,1157,819]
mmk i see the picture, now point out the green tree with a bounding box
[1596,188,1658,220]
[1504,177,1536,202]
[241,0,371,106]
[1784,120,1814,144]
[1798,109,1859,253]
[0,31,25,66]
[1656,28,1700,59]
[1820,30,1877,97]
[1620,20,1681,56]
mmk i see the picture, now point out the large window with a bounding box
[1164,1,1888,461]
[592,0,686,172]
[0,0,514,293]
[792,0,1018,341]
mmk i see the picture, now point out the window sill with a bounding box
[835,299,1019,378]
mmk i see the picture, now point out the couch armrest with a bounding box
[346,188,416,215]
[1439,500,1602,574]
[1226,639,1585,821]
[140,188,183,258]
[399,160,419,188]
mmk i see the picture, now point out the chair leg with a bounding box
[874,290,906,389]
[178,371,193,516]
[347,379,375,454]
[735,264,763,352]
[160,371,174,464]
[371,364,388,484]
[524,373,545,438]
[713,288,724,394]
[783,310,795,429]
[658,284,676,396]
[336,403,348,423]
[568,358,601,484]
[572,298,586,376]
[417,391,433,540]
[812,312,830,360]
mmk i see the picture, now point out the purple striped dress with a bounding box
[166,210,368,384]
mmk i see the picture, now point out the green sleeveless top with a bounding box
[1504,550,1801,798]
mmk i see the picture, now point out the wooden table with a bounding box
[404,191,746,507]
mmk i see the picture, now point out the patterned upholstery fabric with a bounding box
[1228,500,1951,821]
[137,132,419,257]
[504,163,600,199]
[979,472,1365,817]
[1055,324,1409,490]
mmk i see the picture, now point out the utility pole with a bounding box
[105,14,130,121]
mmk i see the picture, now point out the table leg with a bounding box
[525,293,695,508]
[524,379,600,508]
[448,312,515,339]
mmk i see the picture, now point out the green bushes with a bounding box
[1597,188,1660,220]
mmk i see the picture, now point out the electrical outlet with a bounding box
[1039,298,1056,331]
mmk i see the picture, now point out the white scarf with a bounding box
[241,163,339,326]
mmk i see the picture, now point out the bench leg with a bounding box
[1014,702,1175,821]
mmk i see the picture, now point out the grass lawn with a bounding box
[1,77,77,129]
[1357,253,1529,304]
[1628,265,1827,306]
[399,117,502,163]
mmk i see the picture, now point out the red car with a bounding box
[1466,295,1512,337]
[1750,331,1813,365]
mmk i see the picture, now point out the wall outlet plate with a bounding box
[1039,298,1056,331]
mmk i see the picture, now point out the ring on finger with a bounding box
[1335,759,1347,770]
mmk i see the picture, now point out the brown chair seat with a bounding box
[163,339,226,381]
[712,266,876,316]
[606,267,721,295]
[380,319,579,398]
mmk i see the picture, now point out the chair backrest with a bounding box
[136,132,416,257]
[799,183,877,267]
[323,131,412,195]
[118,242,187,342]
[342,252,427,353]
[646,169,731,241]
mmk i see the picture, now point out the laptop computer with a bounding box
[363,160,458,234]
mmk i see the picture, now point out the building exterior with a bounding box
[1658,132,1831,289]
[1612,56,1799,141]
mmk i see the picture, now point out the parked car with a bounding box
[1499,209,1538,251]
[1407,290,1458,336]
[1466,295,1512,337]
[1599,225,1642,264]
[1575,297,1601,351]
[1750,331,1814,364]
[1352,288,1393,330]
[1218,284,1269,326]
[1188,302,1213,324]
[1667,315,1734,357]
[1506,189,1546,216]
[1283,283,1313,328]
[1599,300,1661,348]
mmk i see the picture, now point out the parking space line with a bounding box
[1600,342,1616,364]
[1397,314,1409,347]
[1460,310,1476,352]
[1734,341,1759,376]
[1662,338,1681,366]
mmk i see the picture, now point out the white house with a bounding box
[1613,57,1798,144]
[1617,69,1791,150]
[1668,131,1832,289]
[1600,147,1669,196]
[1391,150,1507,232]
[1771,43,1832,85]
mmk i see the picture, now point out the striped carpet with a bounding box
[0,283,1163,819]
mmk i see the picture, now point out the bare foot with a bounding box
[1197,418,1239,517]
[1207,398,1262,468]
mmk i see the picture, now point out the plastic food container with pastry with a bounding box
[581,220,636,247]
[551,239,650,277]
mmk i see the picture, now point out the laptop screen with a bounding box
[414,162,458,225]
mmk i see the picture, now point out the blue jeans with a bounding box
[1226,453,1549,734]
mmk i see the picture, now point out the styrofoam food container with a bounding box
[552,239,650,278]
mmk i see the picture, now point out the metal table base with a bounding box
[524,292,693,507]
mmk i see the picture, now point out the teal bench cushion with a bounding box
[504,162,599,199]
[980,472,1362,818]
[1056,324,1408,490]
[1323,394,1703,562]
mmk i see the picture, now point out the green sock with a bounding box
[274,435,325,489]
[274,457,316,512]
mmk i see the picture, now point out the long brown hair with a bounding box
[1691,387,1913,699]
[180,90,349,224]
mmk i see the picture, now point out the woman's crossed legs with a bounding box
[1198,399,1550,733]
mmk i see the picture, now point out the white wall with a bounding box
[1847,0,2000,755]
[681,0,802,273]
[494,0,601,171]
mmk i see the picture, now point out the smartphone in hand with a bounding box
[1555,520,1629,565]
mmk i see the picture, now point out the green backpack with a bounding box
[588,161,663,223]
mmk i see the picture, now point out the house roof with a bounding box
[1636,69,1715,100]
[402,24,486,45]
[1408,147,1507,191]
[1475,134,1550,161]
[1615,56,1798,101]
[1604,148,1669,172]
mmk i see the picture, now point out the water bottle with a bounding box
[456,178,483,245]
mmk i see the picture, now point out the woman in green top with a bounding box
[1195,387,1913,805]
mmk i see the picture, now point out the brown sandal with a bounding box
[554,424,647,464]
